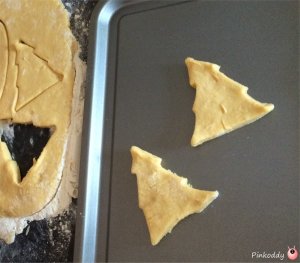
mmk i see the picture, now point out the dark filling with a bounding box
[1,124,51,180]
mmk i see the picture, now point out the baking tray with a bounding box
[74,0,300,262]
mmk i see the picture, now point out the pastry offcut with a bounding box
[130,146,219,245]
[185,58,274,147]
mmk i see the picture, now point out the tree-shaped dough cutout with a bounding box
[185,58,274,147]
[131,146,219,245]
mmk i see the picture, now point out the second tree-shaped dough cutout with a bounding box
[185,58,274,147]
[131,146,219,245]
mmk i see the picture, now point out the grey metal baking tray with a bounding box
[74,0,300,262]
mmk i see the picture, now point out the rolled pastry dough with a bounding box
[0,0,77,217]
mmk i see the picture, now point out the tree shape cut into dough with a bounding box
[0,21,8,99]
[185,58,274,147]
[15,43,61,111]
[131,146,219,246]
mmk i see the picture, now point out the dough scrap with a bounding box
[131,146,219,246]
[185,58,274,147]
[0,0,77,217]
